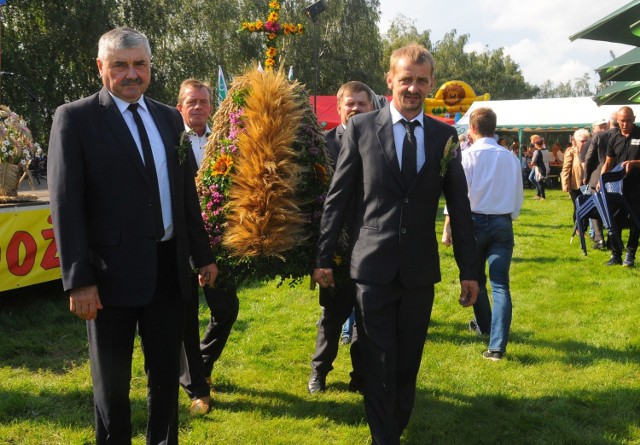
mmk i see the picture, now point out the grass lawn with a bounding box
[1,187,639,444]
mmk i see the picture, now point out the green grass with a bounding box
[1,188,639,444]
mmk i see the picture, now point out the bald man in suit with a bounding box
[313,44,479,445]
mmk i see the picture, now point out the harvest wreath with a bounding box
[196,67,333,287]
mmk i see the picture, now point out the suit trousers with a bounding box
[180,280,239,400]
[87,239,184,445]
[355,279,434,445]
[310,280,362,386]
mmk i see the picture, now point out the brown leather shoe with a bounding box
[189,396,211,415]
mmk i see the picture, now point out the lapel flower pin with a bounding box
[440,136,459,177]
[176,130,195,164]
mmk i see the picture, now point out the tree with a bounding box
[1,0,385,146]
[381,19,539,100]
[535,73,594,98]
[1,0,115,142]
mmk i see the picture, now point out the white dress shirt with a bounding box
[461,136,523,219]
[184,124,211,169]
[112,93,174,240]
[389,104,426,173]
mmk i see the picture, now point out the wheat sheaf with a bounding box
[221,69,307,259]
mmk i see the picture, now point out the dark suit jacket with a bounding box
[316,105,477,288]
[585,128,617,188]
[48,87,214,306]
[324,124,345,167]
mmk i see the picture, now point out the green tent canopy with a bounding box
[570,0,640,46]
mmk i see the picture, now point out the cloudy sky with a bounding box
[377,0,634,89]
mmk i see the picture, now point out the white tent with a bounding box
[455,97,640,134]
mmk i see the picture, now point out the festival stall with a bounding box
[455,97,640,136]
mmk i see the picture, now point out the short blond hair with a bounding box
[177,79,213,105]
[389,44,435,76]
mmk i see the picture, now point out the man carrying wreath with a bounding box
[312,44,479,445]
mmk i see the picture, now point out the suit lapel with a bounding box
[376,107,404,188]
[98,88,147,181]
[145,97,178,203]
[420,114,440,178]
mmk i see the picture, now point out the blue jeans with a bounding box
[471,214,514,353]
[528,169,545,198]
[341,309,355,338]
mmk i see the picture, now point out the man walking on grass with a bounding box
[443,107,523,361]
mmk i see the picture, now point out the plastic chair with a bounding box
[573,189,608,255]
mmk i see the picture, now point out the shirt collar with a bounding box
[183,124,211,136]
[389,102,424,127]
[111,93,148,114]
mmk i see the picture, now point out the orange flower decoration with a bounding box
[212,153,234,175]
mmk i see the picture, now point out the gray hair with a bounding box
[98,27,151,60]
[573,128,590,141]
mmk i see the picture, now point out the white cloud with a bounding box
[378,0,634,90]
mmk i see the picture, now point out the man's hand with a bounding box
[312,268,335,288]
[459,280,479,307]
[441,225,452,247]
[198,263,219,288]
[441,215,452,247]
[69,285,102,320]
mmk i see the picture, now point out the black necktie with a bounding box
[128,103,165,240]
[401,119,420,187]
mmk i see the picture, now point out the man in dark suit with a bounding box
[48,27,217,445]
[308,81,373,394]
[312,44,479,445]
[176,79,239,415]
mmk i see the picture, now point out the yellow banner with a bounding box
[0,205,61,292]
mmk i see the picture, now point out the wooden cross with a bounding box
[241,0,304,70]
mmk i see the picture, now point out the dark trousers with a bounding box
[310,280,362,386]
[88,240,183,445]
[355,279,434,445]
[611,188,640,256]
[180,281,239,399]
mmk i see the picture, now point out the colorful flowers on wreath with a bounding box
[199,103,244,251]
[240,0,304,70]
[0,105,36,166]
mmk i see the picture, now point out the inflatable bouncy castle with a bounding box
[424,80,490,119]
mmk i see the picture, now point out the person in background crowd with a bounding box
[307,81,371,395]
[562,129,589,226]
[312,43,479,445]
[601,106,640,267]
[176,79,239,415]
[459,133,469,150]
[47,27,217,444]
[530,136,550,200]
[549,143,564,163]
[583,117,612,250]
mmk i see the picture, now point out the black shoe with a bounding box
[468,319,487,336]
[606,255,622,266]
[482,350,503,361]
[592,240,605,250]
[307,369,326,394]
[623,252,635,268]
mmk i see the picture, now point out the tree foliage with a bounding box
[1,0,384,146]
[381,16,539,101]
[534,73,593,98]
